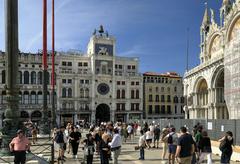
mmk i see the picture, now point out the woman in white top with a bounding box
[145,128,153,149]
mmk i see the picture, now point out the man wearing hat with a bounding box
[9,129,30,164]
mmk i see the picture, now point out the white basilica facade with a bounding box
[184,0,240,120]
[0,26,142,127]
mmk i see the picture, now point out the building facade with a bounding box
[184,0,240,119]
[143,72,185,119]
[0,27,143,127]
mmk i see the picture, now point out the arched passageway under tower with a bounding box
[96,104,110,124]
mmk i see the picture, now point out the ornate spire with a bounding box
[202,3,210,27]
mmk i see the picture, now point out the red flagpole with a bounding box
[43,0,47,70]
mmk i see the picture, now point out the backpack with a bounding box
[168,133,174,144]
[55,131,64,143]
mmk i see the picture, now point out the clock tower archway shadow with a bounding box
[96,104,110,124]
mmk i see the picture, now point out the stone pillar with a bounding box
[126,113,129,122]
[1,0,20,155]
[91,110,95,124]
[74,114,78,125]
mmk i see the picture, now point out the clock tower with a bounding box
[87,25,116,56]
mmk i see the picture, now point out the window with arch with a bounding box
[167,87,170,92]
[23,91,29,104]
[80,88,84,98]
[68,88,72,98]
[2,70,5,84]
[85,88,89,98]
[62,88,66,98]
[37,72,42,84]
[161,105,165,114]
[161,95,165,102]
[155,95,159,102]
[37,91,42,104]
[161,87,164,92]
[117,90,121,99]
[31,71,37,84]
[30,91,36,104]
[174,96,178,103]
[131,90,135,99]
[136,90,139,99]
[149,94,153,102]
[24,71,29,84]
[121,89,125,99]
[167,95,171,102]
[181,97,185,103]
[148,105,152,114]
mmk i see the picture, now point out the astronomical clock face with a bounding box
[97,83,110,95]
[95,44,113,56]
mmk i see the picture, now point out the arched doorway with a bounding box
[196,78,208,118]
[214,70,228,119]
[96,104,110,123]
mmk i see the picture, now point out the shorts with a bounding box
[154,135,160,141]
[57,143,65,150]
[146,139,152,143]
[177,156,192,164]
[168,144,177,154]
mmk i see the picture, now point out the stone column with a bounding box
[126,113,129,122]
[1,0,20,155]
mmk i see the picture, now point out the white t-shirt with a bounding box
[127,125,132,134]
[145,131,153,140]
[139,135,146,147]
[149,125,154,132]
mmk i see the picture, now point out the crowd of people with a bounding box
[7,121,235,164]
[137,122,234,164]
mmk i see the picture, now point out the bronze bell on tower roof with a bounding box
[98,25,104,34]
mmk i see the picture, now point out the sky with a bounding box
[0,0,222,75]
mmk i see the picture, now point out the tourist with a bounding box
[83,133,95,164]
[164,127,178,164]
[127,124,133,140]
[69,126,82,159]
[198,131,212,164]
[138,130,146,160]
[55,126,66,161]
[99,130,110,164]
[31,126,37,144]
[153,125,161,148]
[109,128,122,164]
[121,124,128,143]
[175,126,194,164]
[218,131,234,164]
[145,128,153,149]
[160,128,169,160]
[9,129,30,164]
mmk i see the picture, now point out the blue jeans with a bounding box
[139,147,144,159]
[221,153,232,164]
